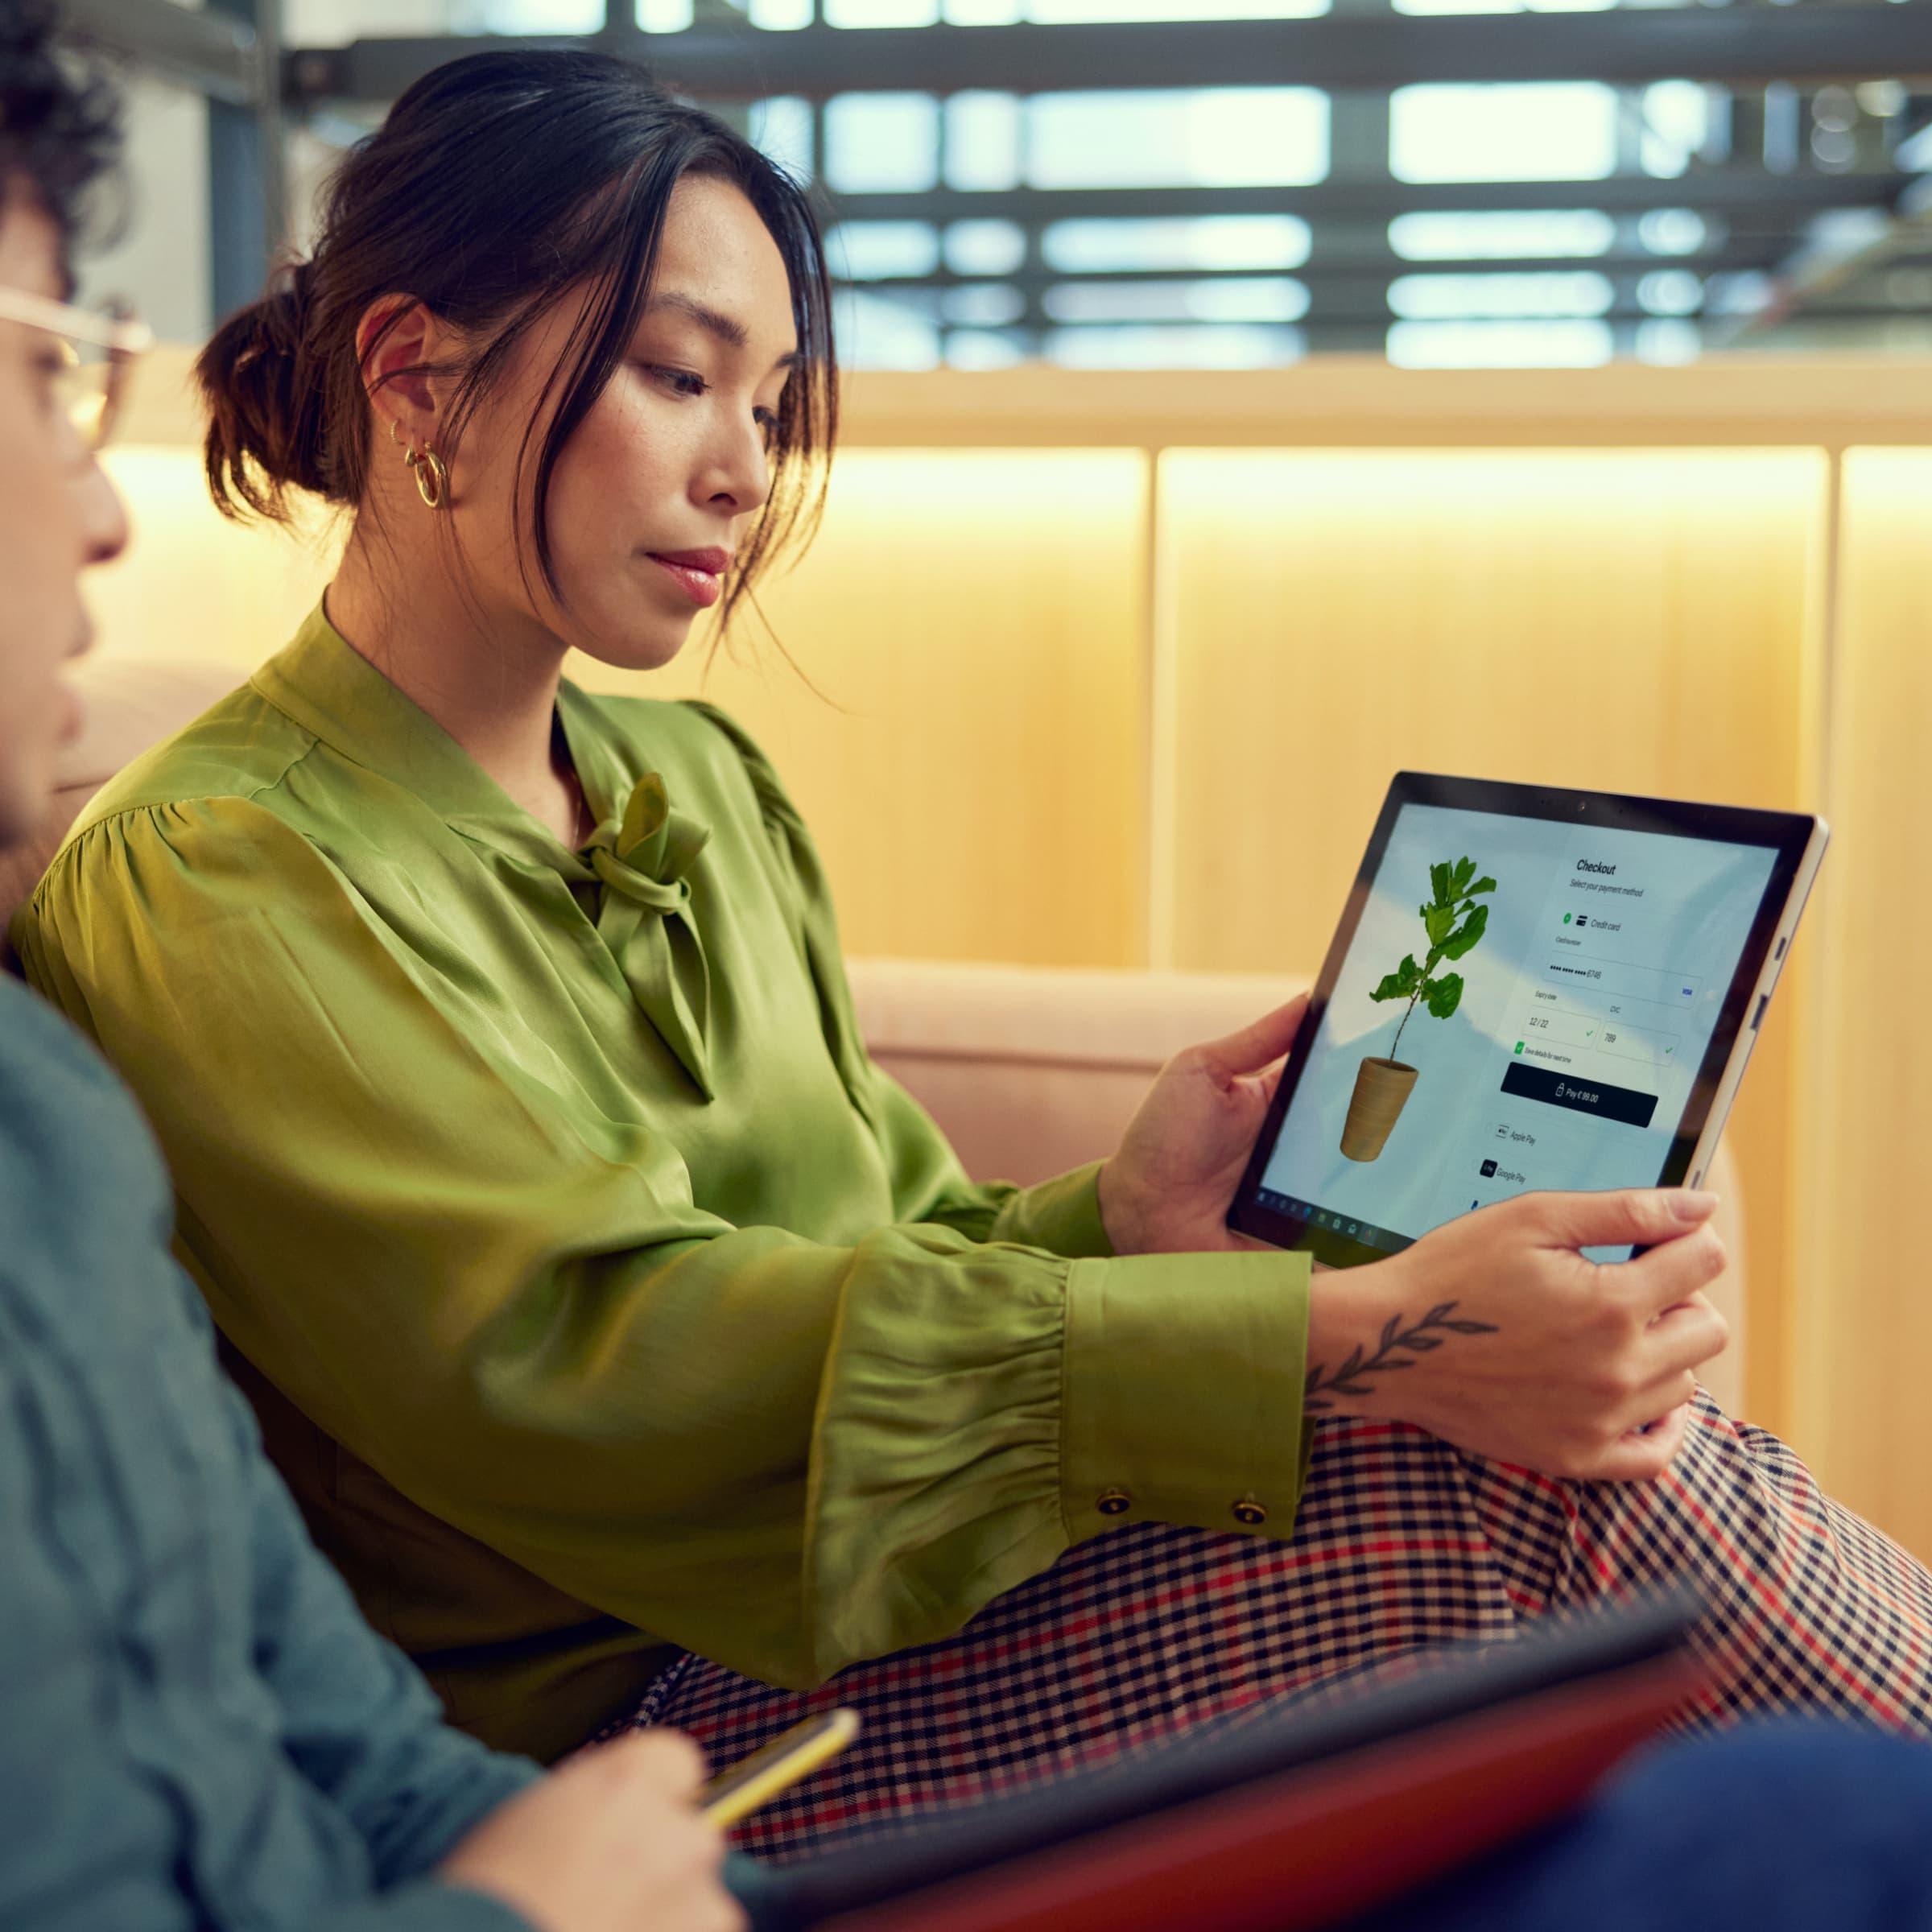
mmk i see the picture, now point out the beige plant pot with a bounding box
[1341,1056,1418,1162]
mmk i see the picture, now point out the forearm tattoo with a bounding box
[1304,1302,1499,1413]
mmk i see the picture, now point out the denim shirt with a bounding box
[0,974,539,1931]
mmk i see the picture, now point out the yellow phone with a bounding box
[700,1708,861,1830]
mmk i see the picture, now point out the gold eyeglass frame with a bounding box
[0,283,155,454]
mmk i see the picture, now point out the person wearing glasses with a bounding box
[0,285,145,434]
[0,5,747,1927]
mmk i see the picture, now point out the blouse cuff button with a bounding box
[1096,1488,1132,1517]
[1232,1497,1268,1527]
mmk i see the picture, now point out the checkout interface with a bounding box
[1255,803,1777,1261]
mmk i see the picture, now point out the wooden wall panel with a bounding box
[1794,450,1932,1554]
[575,449,1151,970]
[1159,448,1831,1431]
[88,445,1150,971]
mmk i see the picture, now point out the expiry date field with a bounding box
[1519,1003,1681,1067]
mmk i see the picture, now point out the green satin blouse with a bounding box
[14,605,1313,1763]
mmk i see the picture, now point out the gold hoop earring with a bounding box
[405,443,450,511]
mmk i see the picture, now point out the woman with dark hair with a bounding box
[17,45,1932,1862]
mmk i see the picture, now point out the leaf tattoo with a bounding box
[1304,1301,1498,1413]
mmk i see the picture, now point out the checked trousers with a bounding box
[623,1393,1932,1860]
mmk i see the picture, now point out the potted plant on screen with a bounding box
[1342,856,1496,1162]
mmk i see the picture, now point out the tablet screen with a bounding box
[1249,800,1781,1264]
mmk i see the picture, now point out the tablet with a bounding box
[752,1592,1701,1932]
[1229,774,1826,1266]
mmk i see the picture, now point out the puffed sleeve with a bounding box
[17,798,1311,1692]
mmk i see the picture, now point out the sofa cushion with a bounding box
[848,957,1307,1187]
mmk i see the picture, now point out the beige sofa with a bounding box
[2,657,1748,1417]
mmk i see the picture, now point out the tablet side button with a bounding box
[1775,935,1789,961]
[1752,993,1770,1030]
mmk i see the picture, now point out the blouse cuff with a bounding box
[1059,1249,1313,1543]
[988,1161,1116,1259]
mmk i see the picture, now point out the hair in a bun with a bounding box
[188,47,835,634]
[196,256,332,519]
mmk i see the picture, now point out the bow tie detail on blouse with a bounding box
[584,773,716,1100]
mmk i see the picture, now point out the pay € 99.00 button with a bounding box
[1500,1061,1658,1129]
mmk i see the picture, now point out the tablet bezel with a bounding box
[1227,772,1825,1265]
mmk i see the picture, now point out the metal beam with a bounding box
[822,174,1913,226]
[841,250,1786,299]
[207,0,288,324]
[1715,300,1932,323]
[287,10,1932,107]
[895,292,1746,329]
[64,0,262,107]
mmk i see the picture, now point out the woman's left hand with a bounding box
[1096,993,1309,1255]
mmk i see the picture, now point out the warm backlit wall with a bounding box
[1794,451,1932,1546]
[83,354,1932,1556]
[597,449,1151,972]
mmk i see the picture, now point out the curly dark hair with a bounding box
[0,0,122,264]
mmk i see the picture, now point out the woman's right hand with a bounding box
[1311,1189,1730,1482]
[440,1731,743,1932]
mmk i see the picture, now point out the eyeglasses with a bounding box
[0,284,153,455]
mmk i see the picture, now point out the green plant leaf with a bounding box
[1388,861,1495,1023]
[1371,955,1422,1001]
[1439,902,1490,960]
